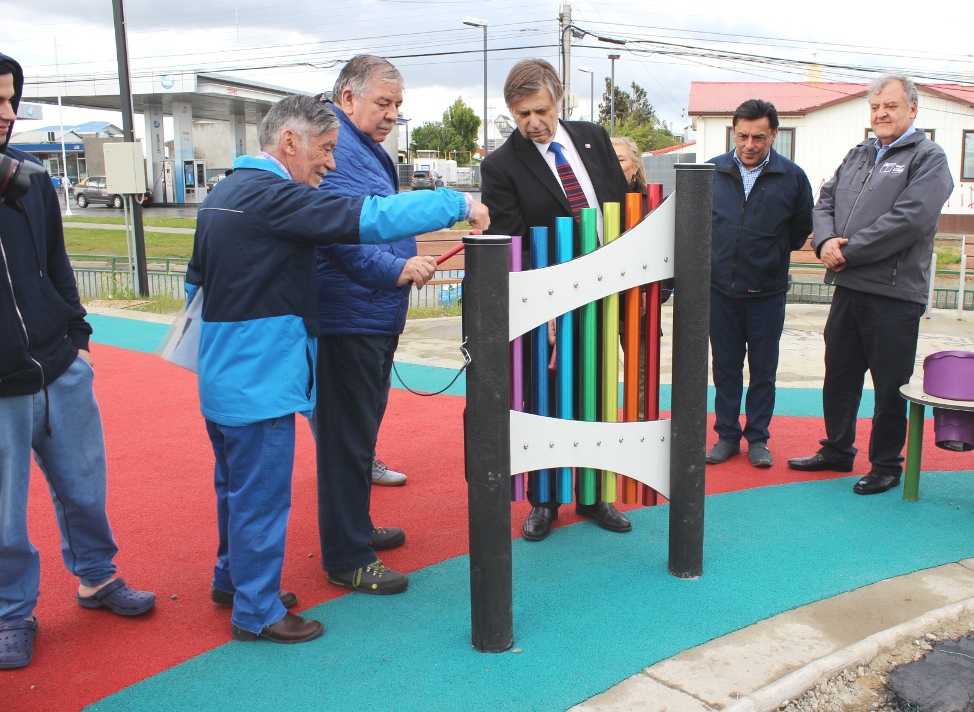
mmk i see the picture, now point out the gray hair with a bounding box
[333,55,404,99]
[867,74,918,106]
[258,94,340,150]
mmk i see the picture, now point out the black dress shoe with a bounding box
[231,612,324,644]
[575,501,632,533]
[852,471,901,495]
[522,507,557,541]
[787,452,854,472]
[211,588,297,609]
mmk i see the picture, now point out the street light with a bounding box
[578,65,594,123]
[463,16,489,159]
[608,53,620,136]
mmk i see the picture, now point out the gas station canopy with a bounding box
[24,71,298,124]
[23,71,304,204]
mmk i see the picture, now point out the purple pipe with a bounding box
[509,235,525,501]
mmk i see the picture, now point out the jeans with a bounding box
[709,289,787,444]
[207,416,294,634]
[0,356,118,622]
[819,287,923,475]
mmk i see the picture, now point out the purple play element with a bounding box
[510,236,525,501]
[933,408,974,452]
[923,351,974,401]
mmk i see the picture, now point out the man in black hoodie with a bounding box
[0,53,154,671]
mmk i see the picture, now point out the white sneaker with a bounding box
[372,458,407,486]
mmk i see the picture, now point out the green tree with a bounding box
[409,97,482,165]
[410,121,450,155]
[598,81,677,152]
[443,97,480,162]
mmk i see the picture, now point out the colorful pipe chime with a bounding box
[510,187,666,505]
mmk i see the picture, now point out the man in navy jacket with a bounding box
[313,56,431,596]
[187,94,488,644]
[0,53,154,671]
[706,99,813,469]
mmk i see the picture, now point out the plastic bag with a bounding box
[156,290,202,372]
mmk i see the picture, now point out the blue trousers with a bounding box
[314,335,398,573]
[709,289,787,444]
[0,356,118,622]
[819,287,923,475]
[206,416,294,634]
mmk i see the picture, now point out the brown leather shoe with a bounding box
[231,612,324,644]
[211,588,297,609]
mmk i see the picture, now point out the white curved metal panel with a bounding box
[508,194,676,340]
[509,411,671,499]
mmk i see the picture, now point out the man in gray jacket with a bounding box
[788,74,953,495]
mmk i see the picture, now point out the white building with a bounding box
[688,81,974,233]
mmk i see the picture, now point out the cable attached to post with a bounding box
[390,242,468,397]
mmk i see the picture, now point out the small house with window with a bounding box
[688,81,974,233]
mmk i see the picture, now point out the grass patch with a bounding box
[407,302,463,319]
[935,246,960,267]
[65,228,194,258]
[63,216,196,229]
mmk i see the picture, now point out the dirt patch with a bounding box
[777,610,974,711]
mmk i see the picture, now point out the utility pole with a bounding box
[112,0,149,296]
[609,53,620,136]
[559,3,572,117]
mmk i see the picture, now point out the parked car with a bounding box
[411,170,444,190]
[73,176,151,209]
[206,174,227,193]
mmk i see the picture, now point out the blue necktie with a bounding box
[548,141,590,223]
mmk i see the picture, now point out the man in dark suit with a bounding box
[481,58,631,542]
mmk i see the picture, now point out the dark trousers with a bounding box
[819,287,923,475]
[315,334,398,573]
[709,289,786,444]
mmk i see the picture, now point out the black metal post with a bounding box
[112,0,148,296]
[668,163,714,579]
[463,234,513,653]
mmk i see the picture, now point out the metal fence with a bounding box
[788,273,974,310]
[71,255,464,310]
[70,257,972,312]
[72,256,189,300]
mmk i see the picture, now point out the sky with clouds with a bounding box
[6,0,973,138]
